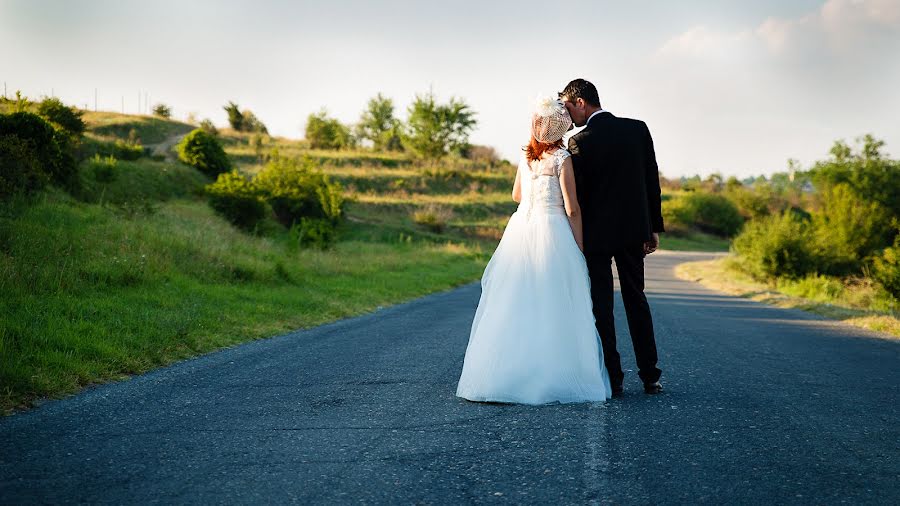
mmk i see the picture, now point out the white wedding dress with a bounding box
[456,148,612,404]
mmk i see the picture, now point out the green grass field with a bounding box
[1,110,729,415]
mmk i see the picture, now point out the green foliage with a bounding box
[289,217,336,249]
[254,155,344,232]
[663,192,743,237]
[152,103,171,119]
[404,92,476,159]
[732,212,816,280]
[0,135,48,198]
[0,111,78,190]
[177,129,231,177]
[86,154,118,183]
[356,93,403,151]
[871,226,900,299]
[205,170,267,231]
[812,135,900,221]
[36,97,86,138]
[224,101,243,131]
[724,184,771,220]
[223,101,267,133]
[811,183,891,275]
[305,110,354,150]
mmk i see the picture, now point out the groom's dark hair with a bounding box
[560,79,601,107]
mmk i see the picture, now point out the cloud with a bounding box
[659,0,900,59]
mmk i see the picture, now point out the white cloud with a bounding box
[660,0,900,59]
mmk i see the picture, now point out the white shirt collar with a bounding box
[586,109,609,125]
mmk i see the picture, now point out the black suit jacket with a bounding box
[567,112,664,254]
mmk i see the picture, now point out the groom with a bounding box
[560,78,665,396]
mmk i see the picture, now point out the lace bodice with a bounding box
[517,148,570,220]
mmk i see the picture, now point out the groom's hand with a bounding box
[643,233,659,255]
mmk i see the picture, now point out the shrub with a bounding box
[811,183,891,275]
[36,97,85,138]
[289,217,336,249]
[871,228,900,299]
[176,129,230,177]
[205,170,267,231]
[663,192,744,237]
[732,212,816,280]
[0,135,47,198]
[0,111,78,189]
[254,155,343,230]
[152,103,171,118]
[305,110,354,150]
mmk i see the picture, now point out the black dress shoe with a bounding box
[643,381,663,394]
[611,384,624,396]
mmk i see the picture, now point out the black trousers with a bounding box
[585,244,662,385]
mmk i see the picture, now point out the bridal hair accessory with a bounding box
[531,94,572,144]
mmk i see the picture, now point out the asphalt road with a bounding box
[2,251,898,504]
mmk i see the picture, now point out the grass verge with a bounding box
[675,257,900,339]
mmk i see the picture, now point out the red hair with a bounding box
[524,136,564,162]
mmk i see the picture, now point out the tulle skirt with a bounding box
[456,208,612,404]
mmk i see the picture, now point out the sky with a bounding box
[1,0,899,178]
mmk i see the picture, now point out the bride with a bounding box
[455,96,612,404]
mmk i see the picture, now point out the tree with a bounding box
[223,101,268,134]
[811,135,899,227]
[404,91,476,160]
[305,110,354,150]
[152,103,171,118]
[224,101,244,131]
[356,93,402,151]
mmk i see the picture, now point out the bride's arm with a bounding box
[559,157,584,251]
[512,163,522,203]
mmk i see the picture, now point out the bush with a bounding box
[305,110,354,150]
[205,170,267,231]
[0,135,47,198]
[36,97,85,138]
[811,184,891,275]
[289,217,336,249]
[732,212,816,280]
[871,229,900,299]
[663,192,744,237]
[254,155,343,231]
[0,111,78,189]
[152,103,171,118]
[177,129,231,177]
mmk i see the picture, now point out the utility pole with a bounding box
[121,95,124,114]
[94,88,98,111]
